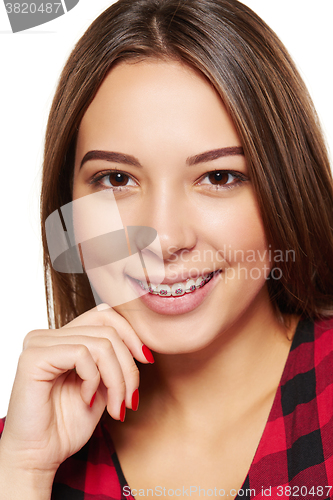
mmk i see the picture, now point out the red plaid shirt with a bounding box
[1,318,333,499]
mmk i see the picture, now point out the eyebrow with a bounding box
[79,146,244,170]
[187,146,244,166]
[80,150,141,169]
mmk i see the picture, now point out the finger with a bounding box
[26,331,139,410]
[62,305,153,364]
[60,329,140,410]
[102,331,140,410]
[19,344,100,407]
[24,333,130,418]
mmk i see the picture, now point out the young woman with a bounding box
[0,0,332,498]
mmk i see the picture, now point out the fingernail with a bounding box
[120,400,126,422]
[142,344,155,363]
[131,388,139,411]
[90,392,97,408]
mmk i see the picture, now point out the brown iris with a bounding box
[108,172,129,186]
[208,171,230,185]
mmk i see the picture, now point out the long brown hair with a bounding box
[41,0,333,328]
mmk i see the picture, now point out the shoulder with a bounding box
[313,318,333,403]
[314,317,333,354]
[288,317,333,447]
[276,317,333,437]
[284,317,333,387]
[286,316,333,365]
[248,318,333,495]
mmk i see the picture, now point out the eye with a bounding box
[198,170,247,189]
[102,171,135,188]
[89,170,138,190]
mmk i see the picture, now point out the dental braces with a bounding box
[136,271,216,297]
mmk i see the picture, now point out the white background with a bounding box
[0,0,332,418]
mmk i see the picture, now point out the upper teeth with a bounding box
[137,272,215,297]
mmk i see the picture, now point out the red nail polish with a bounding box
[90,392,97,408]
[142,344,155,363]
[131,388,139,411]
[120,400,126,422]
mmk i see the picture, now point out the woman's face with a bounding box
[73,60,272,354]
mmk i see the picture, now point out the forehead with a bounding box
[76,59,241,162]
[84,59,219,114]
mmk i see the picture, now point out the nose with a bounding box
[140,188,197,261]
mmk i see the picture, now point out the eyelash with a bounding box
[198,170,248,190]
[88,169,248,191]
[89,169,137,191]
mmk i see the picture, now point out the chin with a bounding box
[144,329,219,354]
[115,301,231,355]
[112,275,271,355]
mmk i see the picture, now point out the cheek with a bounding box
[203,191,267,258]
[229,209,267,255]
[225,204,271,287]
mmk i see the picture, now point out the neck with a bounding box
[140,296,298,424]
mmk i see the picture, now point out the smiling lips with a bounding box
[134,270,220,297]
